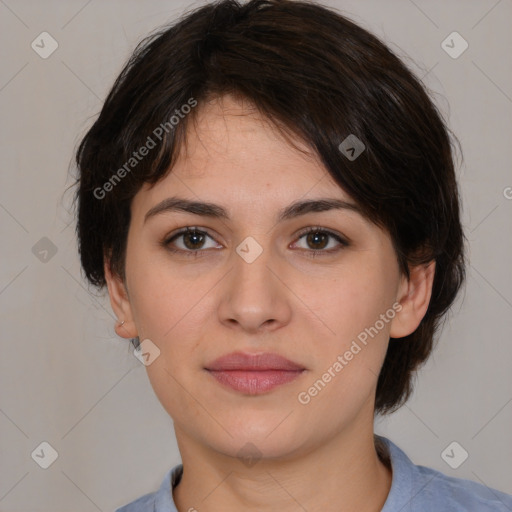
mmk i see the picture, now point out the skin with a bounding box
[105,94,435,512]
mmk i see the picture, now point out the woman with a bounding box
[73,0,512,510]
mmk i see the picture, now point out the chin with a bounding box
[213,434,304,465]
[211,416,308,459]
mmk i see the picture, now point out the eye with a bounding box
[292,227,349,256]
[162,225,349,258]
[163,227,221,257]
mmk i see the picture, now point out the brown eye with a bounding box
[163,227,221,256]
[293,227,348,255]
[305,231,329,250]
[181,230,206,250]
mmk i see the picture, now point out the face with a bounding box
[107,94,431,462]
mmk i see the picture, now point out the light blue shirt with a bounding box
[115,436,512,511]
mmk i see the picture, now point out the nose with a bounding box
[217,241,292,334]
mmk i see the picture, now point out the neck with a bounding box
[172,413,392,512]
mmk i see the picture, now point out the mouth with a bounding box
[204,352,306,395]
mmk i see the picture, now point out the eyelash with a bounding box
[161,226,349,259]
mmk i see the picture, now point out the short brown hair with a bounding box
[73,0,466,414]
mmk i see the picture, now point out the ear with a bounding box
[389,260,436,339]
[104,259,138,339]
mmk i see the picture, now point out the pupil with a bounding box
[307,232,327,250]
[184,231,204,250]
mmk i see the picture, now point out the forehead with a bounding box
[179,95,319,176]
[140,94,351,204]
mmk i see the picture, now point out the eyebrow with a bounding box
[144,196,364,224]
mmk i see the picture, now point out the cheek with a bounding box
[299,263,396,395]
[126,254,214,380]
[130,274,203,357]
[132,275,207,420]
[125,240,189,335]
[296,279,394,424]
[303,263,395,346]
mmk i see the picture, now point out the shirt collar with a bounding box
[154,463,183,511]
[154,436,419,511]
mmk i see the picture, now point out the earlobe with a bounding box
[104,259,138,339]
[389,260,436,339]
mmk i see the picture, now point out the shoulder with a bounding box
[414,463,512,511]
[114,464,183,512]
[379,436,512,512]
[115,491,155,512]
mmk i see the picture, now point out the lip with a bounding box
[205,352,306,395]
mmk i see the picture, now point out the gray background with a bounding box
[0,0,511,510]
